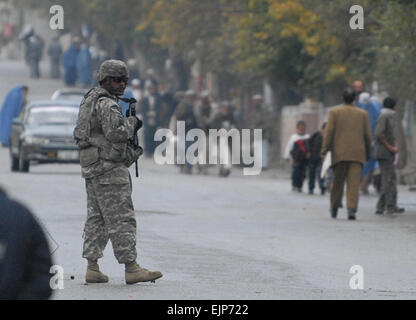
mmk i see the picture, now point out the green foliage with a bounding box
[17,0,416,102]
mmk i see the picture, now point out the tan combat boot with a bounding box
[125,261,163,284]
[85,260,109,283]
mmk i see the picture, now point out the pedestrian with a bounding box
[143,69,158,96]
[62,37,80,86]
[19,26,44,79]
[26,33,44,79]
[73,60,162,284]
[114,40,125,61]
[284,120,310,192]
[194,91,213,174]
[353,79,364,105]
[210,100,237,177]
[48,36,62,79]
[321,88,372,220]
[357,92,381,194]
[76,42,93,88]
[307,122,327,195]
[0,85,28,147]
[248,94,272,170]
[174,89,198,174]
[127,59,140,81]
[158,82,175,129]
[374,97,405,215]
[229,88,243,129]
[0,187,53,299]
[139,83,162,157]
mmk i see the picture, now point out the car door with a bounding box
[9,114,25,157]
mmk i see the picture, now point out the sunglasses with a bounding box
[110,77,128,84]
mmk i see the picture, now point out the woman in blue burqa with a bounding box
[62,38,80,86]
[76,43,93,88]
[357,92,381,194]
[0,85,28,147]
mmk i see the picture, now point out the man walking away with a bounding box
[139,83,162,157]
[374,97,405,215]
[321,89,372,220]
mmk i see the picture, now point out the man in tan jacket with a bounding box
[321,89,372,220]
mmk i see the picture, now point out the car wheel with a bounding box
[9,144,19,172]
[19,148,30,173]
[11,156,19,172]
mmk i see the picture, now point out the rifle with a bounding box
[120,97,140,177]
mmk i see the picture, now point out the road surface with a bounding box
[1,60,416,299]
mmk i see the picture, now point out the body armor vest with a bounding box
[74,87,126,167]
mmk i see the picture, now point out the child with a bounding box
[374,97,405,214]
[284,120,310,192]
[307,122,327,195]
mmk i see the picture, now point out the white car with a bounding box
[51,88,87,104]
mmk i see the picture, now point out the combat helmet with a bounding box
[97,59,129,82]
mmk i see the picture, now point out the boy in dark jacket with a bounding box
[286,120,310,192]
[308,123,327,195]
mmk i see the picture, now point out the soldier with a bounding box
[73,60,162,285]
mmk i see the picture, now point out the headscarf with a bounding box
[357,92,380,134]
[0,85,26,146]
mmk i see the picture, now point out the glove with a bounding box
[125,143,143,167]
[134,116,143,132]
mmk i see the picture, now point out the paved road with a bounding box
[1,60,416,299]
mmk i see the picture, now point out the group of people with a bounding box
[284,120,327,195]
[120,78,270,176]
[61,36,96,87]
[19,30,113,88]
[285,80,405,220]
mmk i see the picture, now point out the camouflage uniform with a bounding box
[74,71,141,264]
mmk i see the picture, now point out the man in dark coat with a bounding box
[307,122,327,195]
[48,36,62,79]
[0,187,53,299]
[174,90,198,173]
[321,89,372,220]
[139,83,162,157]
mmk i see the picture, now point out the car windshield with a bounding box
[27,106,79,125]
[56,93,84,102]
